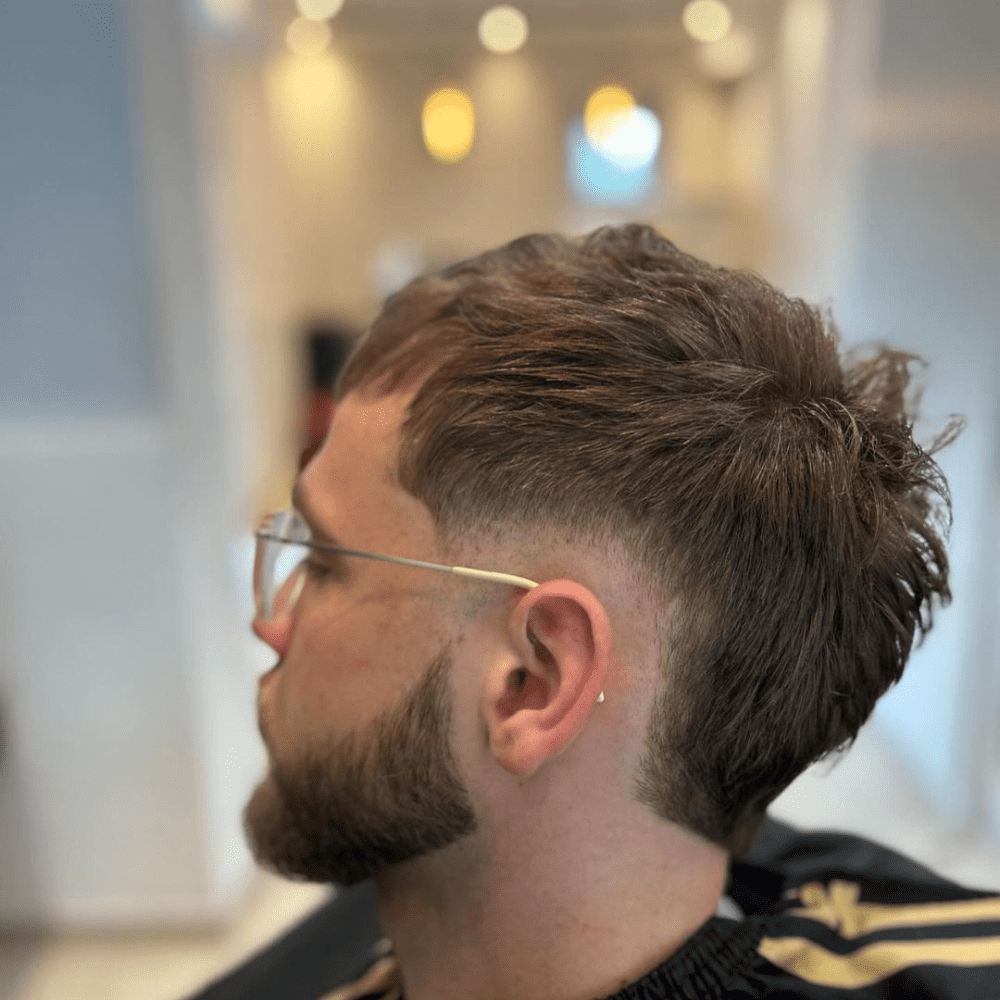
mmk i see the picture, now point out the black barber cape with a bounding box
[189,818,1000,999]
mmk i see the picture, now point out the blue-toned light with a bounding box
[591,106,662,172]
[567,111,660,205]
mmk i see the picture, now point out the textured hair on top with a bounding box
[338,224,959,855]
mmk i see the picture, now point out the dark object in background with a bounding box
[299,322,356,471]
[185,879,380,1000]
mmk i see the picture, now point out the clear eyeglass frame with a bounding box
[253,509,539,622]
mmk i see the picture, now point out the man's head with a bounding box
[248,224,956,879]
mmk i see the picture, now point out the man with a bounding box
[196,225,1000,999]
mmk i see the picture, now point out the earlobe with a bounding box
[485,581,612,777]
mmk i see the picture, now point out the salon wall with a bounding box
[0,1,259,926]
[839,0,1000,833]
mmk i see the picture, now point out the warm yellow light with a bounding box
[296,0,344,20]
[682,0,732,43]
[286,16,332,56]
[478,5,529,55]
[584,84,635,147]
[266,50,357,183]
[422,87,476,163]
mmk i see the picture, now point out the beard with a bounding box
[243,650,478,886]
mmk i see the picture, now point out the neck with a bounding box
[374,811,729,1000]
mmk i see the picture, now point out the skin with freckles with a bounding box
[247,382,729,1000]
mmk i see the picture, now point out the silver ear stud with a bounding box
[596,691,605,704]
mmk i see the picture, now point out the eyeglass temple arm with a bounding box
[332,547,539,591]
[258,531,539,591]
[449,565,539,590]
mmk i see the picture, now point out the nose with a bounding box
[253,613,293,656]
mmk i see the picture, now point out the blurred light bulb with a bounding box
[422,87,476,163]
[584,84,635,147]
[478,5,529,54]
[296,0,344,20]
[286,16,332,55]
[591,107,662,172]
[682,0,732,43]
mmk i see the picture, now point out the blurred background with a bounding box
[1,0,999,996]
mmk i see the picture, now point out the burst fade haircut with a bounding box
[337,224,960,855]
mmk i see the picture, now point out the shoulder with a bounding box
[732,818,1000,997]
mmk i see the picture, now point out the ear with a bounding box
[485,580,612,778]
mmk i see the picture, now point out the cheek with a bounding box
[274,614,365,741]
[273,591,448,743]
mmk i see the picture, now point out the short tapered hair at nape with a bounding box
[338,224,959,855]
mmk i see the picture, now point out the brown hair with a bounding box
[339,224,959,855]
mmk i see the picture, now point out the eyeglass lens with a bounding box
[253,512,312,621]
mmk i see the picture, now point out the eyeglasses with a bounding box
[253,509,539,622]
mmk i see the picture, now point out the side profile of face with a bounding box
[244,386,478,885]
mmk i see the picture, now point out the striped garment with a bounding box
[190,819,1000,1000]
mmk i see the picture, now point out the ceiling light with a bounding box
[422,87,476,163]
[478,5,529,55]
[590,107,662,173]
[584,84,635,147]
[682,0,732,44]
